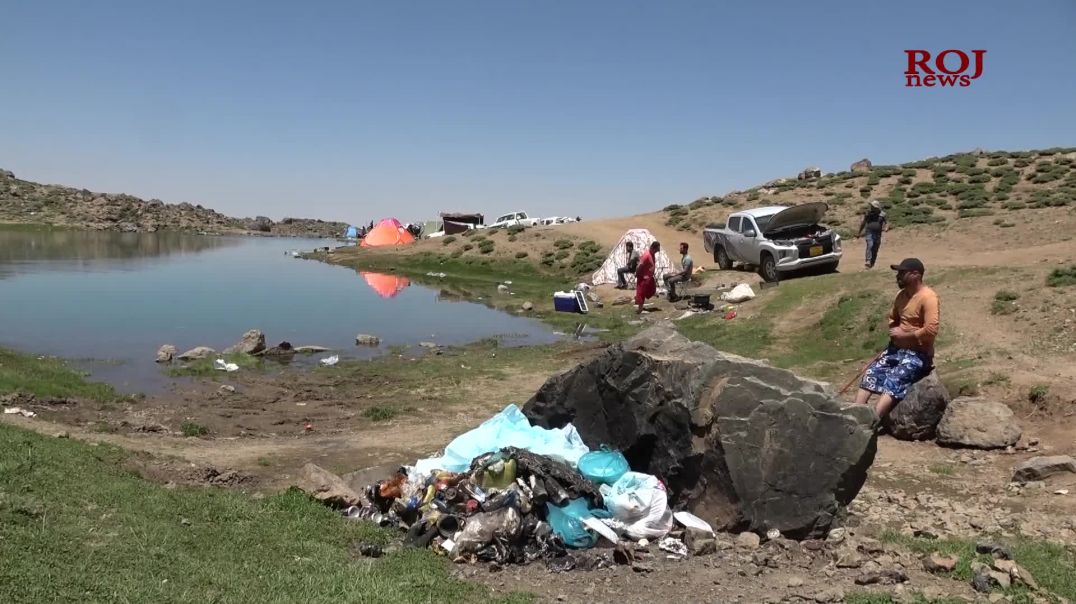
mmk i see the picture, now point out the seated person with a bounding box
[616,241,641,289]
[662,242,693,300]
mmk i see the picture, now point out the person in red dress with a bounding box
[635,241,660,314]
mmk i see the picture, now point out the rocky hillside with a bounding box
[0,169,347,237]
[662,147,1076,236]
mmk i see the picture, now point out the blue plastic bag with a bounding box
[546,499,599,549]
[577,447,630,485]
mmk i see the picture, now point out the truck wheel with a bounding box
[759,254,779,283]
[714,246,733,270]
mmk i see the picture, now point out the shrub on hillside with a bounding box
[507,224,526,236]
[663,204,683,212]
[441,235,457,245]
[1046,265,1076,287]
[991,290,1019,315]
[987,158,1008,167]
[553,239,574,250]
[515,251,528,259]
[462,243,474,251]
[554,249,570,260]
[478,240,495,254]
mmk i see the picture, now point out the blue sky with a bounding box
[2,1,1074,223]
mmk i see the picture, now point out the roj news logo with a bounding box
[904,49,986,87]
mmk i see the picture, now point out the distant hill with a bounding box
[661,147,1076,236]
[0,169,347,237]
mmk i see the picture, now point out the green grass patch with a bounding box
[180,420,209,437]
[166,352,262,378]
[676,316,774,358]
[928,463,955,476]
[1047,265,1076,287]
[0,423,526,603]
[991,290,1019,315]
[771,290,891,370]
[879,531,1076,601]
[1028,384,1049,405]
[0,347,119,401]
[362,405,403,422]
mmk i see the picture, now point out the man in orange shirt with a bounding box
[855,258,940,419]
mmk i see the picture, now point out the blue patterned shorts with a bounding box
[860,346,929,400]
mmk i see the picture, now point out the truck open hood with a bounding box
[762,202,829,235]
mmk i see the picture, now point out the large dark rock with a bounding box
[522,324,877,539]
[883,372,950,440]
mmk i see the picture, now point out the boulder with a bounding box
[523,324,877,538]
[522,301,534,312]
[851,158,873,173]
[223,329,266,355]
[1012,456,1076,483]
[156,344,177,363]
[177,346,215,361]
[355,334,381,347]
[883,372,950,440]
[295,463,362,508]
[936,398,1021,449]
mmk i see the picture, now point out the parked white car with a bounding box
[489,211,542,229]
[702,202,842,282]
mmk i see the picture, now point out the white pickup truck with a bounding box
[702,202,843,282]
[489,211,542,229]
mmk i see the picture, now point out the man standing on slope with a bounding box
[857,200,889,269]
[616,241,640,289]
[635,241,660,314]
[855,258,939,420]
[662,242,694,301]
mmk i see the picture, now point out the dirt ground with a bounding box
[2,206,1074,602]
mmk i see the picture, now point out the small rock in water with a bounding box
[355,334,381,347]
[156,344,176,363]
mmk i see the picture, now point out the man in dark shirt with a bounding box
[857,200,888,269]
[616,241,640,289]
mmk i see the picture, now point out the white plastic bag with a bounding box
[319,355,339,367]
[213,358,239,372]
[600,472,673,539]
[721,283,756,303]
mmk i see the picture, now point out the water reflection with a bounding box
[360,271,411,299]
[0,226,237,278]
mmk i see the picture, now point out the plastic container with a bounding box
[577,448,630,485]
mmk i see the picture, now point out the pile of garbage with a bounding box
[338,404,713,568]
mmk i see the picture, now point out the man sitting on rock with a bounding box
[855,258,939,420]
[662,242,693,301]
[616,241,640,289]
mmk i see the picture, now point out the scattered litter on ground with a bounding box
[213,358,239,372]
[3,407,37,418]
[1055,489,1070,495]
[721,283,756,303]
[300,405,686,570]
[674,511,714,534]
[724,309,737,320]
[319,355,340,367]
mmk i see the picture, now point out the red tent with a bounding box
[361,271,410,298]
[360,218,416,247]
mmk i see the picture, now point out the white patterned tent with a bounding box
[590,229,675,287]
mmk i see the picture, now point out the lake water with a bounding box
[0,226,561,393]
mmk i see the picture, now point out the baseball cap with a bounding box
[890,258,925,274]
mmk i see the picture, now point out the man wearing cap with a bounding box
[857,200,888,269]
[855,258,939,420]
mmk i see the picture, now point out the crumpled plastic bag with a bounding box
[546,498,601,549]
[600,472,673,540]
[453,506,522,554]
[577,448,630,486]
[411,404,590,475]
[721,283,756,303]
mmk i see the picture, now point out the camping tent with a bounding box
[360,218,416,248]
[345,225,359,239]
[590,229,675,287]
[361,271,410,298]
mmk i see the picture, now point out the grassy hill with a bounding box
[0,168,347,237]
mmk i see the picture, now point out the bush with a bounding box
[554,249,570,260]
[898,176,913,185]
[747,190,760,201]
[1047,265,1076,287]
[887,204,943,226]
[478,240,495,254]
[968,173,991,184]
[663,204,683,212]
[462,243,474,251]
[553,239,574,250]
[450,248,464,258]
[441,235,457,245]
[507,235,517,242]
[867,173,881,186]
[991,290,1019,315]
[181,421,209,437]
[953,154,978,168]
[514,251,528,259]
[1028,385,1050,405]
[1014,158,1032,168]
[987,158,1008,166]
[577,240,602,255]
[901,169,917,178]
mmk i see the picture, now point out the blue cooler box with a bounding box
[553,290,589,314]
